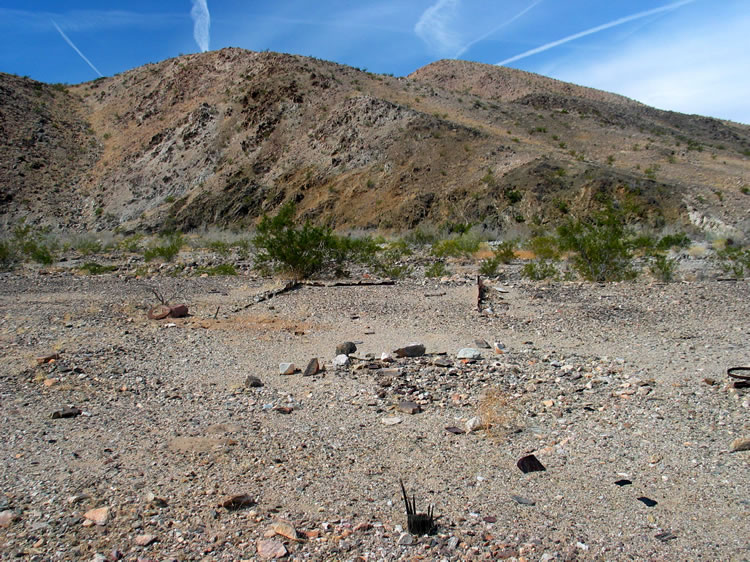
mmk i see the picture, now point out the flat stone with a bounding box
[637,496,658,507]
[510,494,535,506]
[336,342,357,355]
[397,400,421,414]
[83,507,109,526]
[730,437,750,452]
[279,362,295,375]
[257,539,287,559]
[465,416,484,432]
[271,520,298,540]
[134,534,157,547]
[393,343,425,358]
[474,338,491,349]
[245,375,263,388]
[517,454,546,473]
[457,348,482,360]
[397,532,414,545]
[381,416,402,426]
[614,479,632,487]
[303,357,321,376]
[219,494,255,510]
[445,426,465,435]
[333,354,350,368]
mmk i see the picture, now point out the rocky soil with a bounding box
[0,265,748,561]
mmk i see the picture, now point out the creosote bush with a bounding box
[252,201,377,279]
[144,233,184,262]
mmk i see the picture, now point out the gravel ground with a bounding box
[0,266,748,561]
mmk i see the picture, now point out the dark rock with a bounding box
[445,426,465,435]
[168,304,189,318]
[303,358,321,376]
[147,305,171,320]
[219,494,255,510]
[614,479,632,487]
[655,531,677,541]
[637,496,658,507]
[393,343,425,358]
[516,454,546,473]
[51,407,81,419]
[397,400,421,414]
[245,375,263,388]
[336,342,357,356]
[274,406,293,414]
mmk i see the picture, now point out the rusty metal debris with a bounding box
[400,480,436,535]
[728,367,750,389]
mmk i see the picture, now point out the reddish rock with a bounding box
[0,510,18,528]
[83,506,109,526]
[134,534,157,546]
[256,539,287,559]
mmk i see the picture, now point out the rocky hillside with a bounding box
[1,48,749,237]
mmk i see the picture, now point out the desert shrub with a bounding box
[80,262,117,275]
[630,234,656,251]
[0,239,19,270]
[526,235,560,260]
[714,245,750,278]
[118,233,145,253]
[521,259,558,281]
[656,232,690,251]
[505,188,523,205]
[649,254,677,282]
[556,206,636,282]
[12,223,57,265]
[372,242,412,279]
[208,240,231,256]
[144,232,184,262]
[72,235,103,256]
[403,225,441,247]
[479,240,516,276]
[425,261,448,278]
[252,201,375,279]
[431,233,481,258]
[195,264,237,276]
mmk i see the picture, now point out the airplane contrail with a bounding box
[496,0,697,66]
[191,0,210,52]
[51,20,103,77]
[454,0,543,59]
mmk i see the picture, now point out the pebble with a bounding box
[336,341,357,355]
[730,437,750,452]
[397,400,421,414]
[303,357,321,376]
[0,510,17,528]
[333,354,350,368]
[245,375,263,388]
[134,534,157,547]
[219,494,255,510]
[510,494,536,506]
[270,520,298,540]
[465,416,484,432]
[517,454,546,473]
[393,343,426,358]
[397,532,414,546]
[381,416,402,425]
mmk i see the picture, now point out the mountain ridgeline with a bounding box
[1,48,749,237]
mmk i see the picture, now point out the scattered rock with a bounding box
[517,454,546,473]
[303,357,321,376]
[381,416,402,425]
[245,375,263,388]
[271,520,299,541]
[51,406,81,419]
[256,539,288,559]
[510,494,536,506]
[474,338,491,349]
[614,479,632,487]
[730,437,750,452]
[145,492,168,507]
[380,352,395,362]
[274,406,294,414]
[219,494,255,510]
[134,534,157,547]
[83,507,109,526]
[168,304,188,318]
[637,496,658,507]
[445,426,465,435]
[393,343,425,358]
[397,400,421,414]
[0,510,18,528]
[36,352,60,365]
[493,341,507,354]
[336,342,357,355]
[279,362,295,375]
[397,532,414,546]
[457,348,482,360]
[333,354,350,368]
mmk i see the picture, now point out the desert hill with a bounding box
[1,48,749,237]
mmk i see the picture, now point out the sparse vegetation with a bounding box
[431,233,481,258]
[714,244,750,278]
[80,262,117,275]
[144,233,184,262]
[649,254,678,282]
[425,260,448,278]
[521,259,558,281]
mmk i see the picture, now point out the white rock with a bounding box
[381,416,402,426]
[465,416,484,432]
[333,354,350,368]
[279,363,295,375]
[457,348,482,360]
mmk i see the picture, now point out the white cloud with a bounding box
[414,0,462,55]
[191,0,211,53]
[553,9,750,123]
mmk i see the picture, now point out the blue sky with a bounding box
[1,1,748,124]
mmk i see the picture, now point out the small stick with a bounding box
[214,306,220,319]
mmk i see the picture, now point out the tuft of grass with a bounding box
[521,259,558,281]
[431,233,481,258]
[648,254,677,282]
[425,261,449,278]
[80,262,117,275]
[144,232,184,262]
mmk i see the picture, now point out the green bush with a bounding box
[0,239,19,270]
[556,206,636,282]
[425,261,448,278]
[656,232,690,251]
[715,245,750,278]
[431,233,481,258]
[521,259,558,280]
[118,233,145,253]
[526,235,559,260]
[479,240,516,276]
[372,242,412,279]
[252,202,376,279]
[649,254,677,282]
[12,223,57,265]
[72,235,103,256]
[144,233,184,262]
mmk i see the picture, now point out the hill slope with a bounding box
[1,48,749,236]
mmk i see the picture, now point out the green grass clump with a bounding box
[521,259,558,281]
[648,254,677,282]
[425,261,449,278]
[656,232,690,251]
[144,233,184,262]
[80,262,117,275]
[479,240,517,276]
[195,264,237,276]
[714,245,750,278]
[431,233,481,258]
[371,241,412,279]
